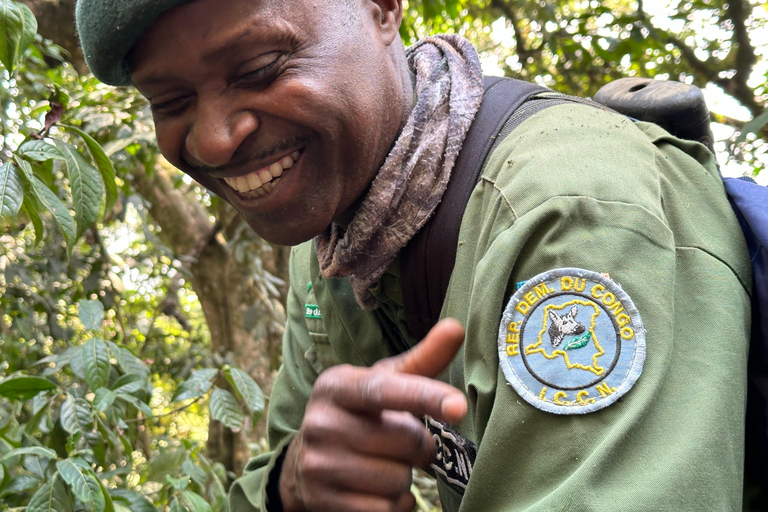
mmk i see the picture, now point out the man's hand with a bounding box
[279,319,467,512]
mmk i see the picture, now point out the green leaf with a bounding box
[60,395,92,438]
[27,474,74,512]
[0,375,57,400]
[92,388,116,412]
[143,447,186,484]
[55,460,88,501]
[79,300,105,331]
[564,332,592,351]
[445,0,460,18]
[38,345,79,368]
[109,489,158,512]
[173,369,218,401]
[182,459,207,488]
[83,339,110,390]
[63,125,118,215]
[0,161,23,220]
[53,140,104,239]
[24,397,50,435]
[115,393,153,418]
[180,490,213,512]
[736,109,768,144]
[70,348,86,380]
[0,0,37,73]
[17,140,65,162]
[166,474,190,491]
[84,472,107,512]
[94,472,115,512]
[225,367,265,423]
[69,457,90,471]
[109,342,149,380]
[24,454,46,478]
[27,481,57,512]
[56,460,105,512]
[0,446,56,462]
[15,157,76,254]
[21,195,44,242]
[110,373,143,394]
[13,1,35,67]
[32,388,50,412]
[209,387,245,431]
[169,498,184,512]
[1,473,41,495]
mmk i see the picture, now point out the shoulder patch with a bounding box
[498,268,645,414]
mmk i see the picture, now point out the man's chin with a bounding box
[193,169,336,246]
[240,213,328,247]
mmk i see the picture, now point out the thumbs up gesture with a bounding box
[279,319,468,512]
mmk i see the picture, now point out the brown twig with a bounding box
[123,395,206,424]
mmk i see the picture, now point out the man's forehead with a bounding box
[130,0,319,84]
[76,0,337,87]
[130,15,299,85]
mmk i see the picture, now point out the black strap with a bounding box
[401,77,549,340]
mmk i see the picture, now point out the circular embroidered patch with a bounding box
[498,268,645,414]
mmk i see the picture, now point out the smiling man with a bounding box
[126,0,412,246]
[76,0,752,511]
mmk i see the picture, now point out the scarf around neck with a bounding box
[314,35,484,309]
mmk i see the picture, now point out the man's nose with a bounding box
[185,104,259,168]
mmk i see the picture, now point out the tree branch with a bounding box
[637,1,716,81]
[123,395,205,424]
[725,0,760,115]
[488,0,538,61]
[637,0,762,116]
[129,160,216,256]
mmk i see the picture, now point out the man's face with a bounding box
[130,0,405,245]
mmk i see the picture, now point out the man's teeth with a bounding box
[224,151,300,194]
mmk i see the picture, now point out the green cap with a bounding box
[75,0,196,86]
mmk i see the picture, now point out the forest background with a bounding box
[0,0,766,510]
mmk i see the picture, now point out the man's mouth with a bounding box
[223,150,301,198]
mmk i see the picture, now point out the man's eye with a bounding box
[236,55,285,85]
[150,96,191,116]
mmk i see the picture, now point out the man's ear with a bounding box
[368,0,403,46]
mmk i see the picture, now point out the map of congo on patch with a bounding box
[498,268,645,414]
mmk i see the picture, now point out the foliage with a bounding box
[402,0,768,175]
[0,298,265,511]
[0,1,268,510]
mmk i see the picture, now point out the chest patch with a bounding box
[305,282,323,320]
[498,268,645,414]
[426,416,475,490]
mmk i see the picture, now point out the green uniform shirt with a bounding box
[230,103,752,511]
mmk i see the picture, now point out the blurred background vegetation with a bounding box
[0,0,765,510]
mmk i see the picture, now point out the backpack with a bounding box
[400,76,768,506]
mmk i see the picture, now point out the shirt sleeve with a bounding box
[229,245,320,512]
[440,104,751,511]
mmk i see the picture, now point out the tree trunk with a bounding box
[130,160,288,475]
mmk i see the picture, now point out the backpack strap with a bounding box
[401,77,549,340]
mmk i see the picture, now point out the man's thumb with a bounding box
[377,318,465,378]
